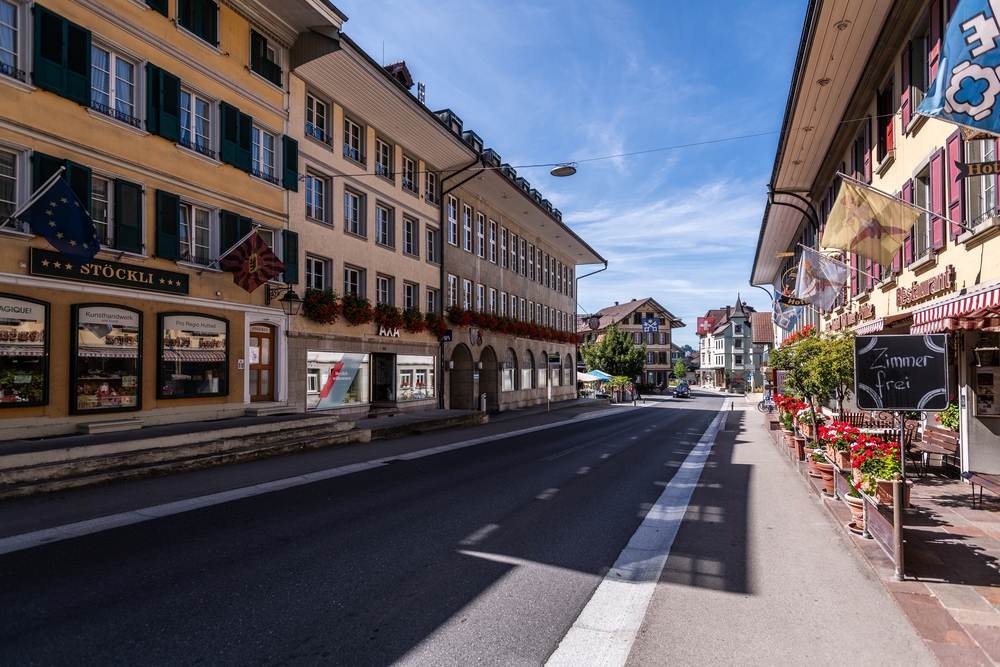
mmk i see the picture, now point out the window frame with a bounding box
[462,204,472,252]
[344,264,364,297]
[344,188,365,237]
[403,281,418,309]
[426,226,440,264]
[447,274,458,307]
[178,86,216,159]
[476,212,485,258]
[375,137,394,181]
[375,274,393,306]
[89,41,141,129]
[251,124,279,185]
[177,0,219,48]
[343,116,365,165]
[305,254,331,290]
[178,200,217,267]
[402,216,419,257]
[462,279,472,310]
[488,220,497,263]
[0,0,26,84]
[374,202,394,249]
[305,93,329,144]
[401,154,418,194]
[304,171,328,224]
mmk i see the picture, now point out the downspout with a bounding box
[437,155,483,409]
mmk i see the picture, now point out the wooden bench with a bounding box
[961,471,1000,509]
[911,425,960,476]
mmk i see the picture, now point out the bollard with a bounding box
[893,472,904,581]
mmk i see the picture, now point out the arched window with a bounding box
[502,347,517,392]
[537,350,548,388]
[562,354,573,386]
[522,350,535,389]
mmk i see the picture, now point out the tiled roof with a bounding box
[578,297,684,333]
[750,312,774,344]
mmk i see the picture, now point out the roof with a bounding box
[578,297,685,333]
[700,301,756,336]
[750,312,774,344]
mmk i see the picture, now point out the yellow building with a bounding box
[0,0,341,438]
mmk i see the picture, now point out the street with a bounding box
[0,392,935,666]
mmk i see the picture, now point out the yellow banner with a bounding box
[820,180,921,267]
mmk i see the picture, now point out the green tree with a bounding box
[673,359,689,380]
[580,321,646,380]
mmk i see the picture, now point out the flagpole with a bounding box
[0,167,66,230]
[837,171,977,233]
[797,243,882,284]
[207,224,263,270]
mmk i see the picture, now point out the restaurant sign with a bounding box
[896,265,954,308]
[828,303,876,331]
[31,248,189,294]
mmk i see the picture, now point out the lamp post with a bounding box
[264,284,302,316]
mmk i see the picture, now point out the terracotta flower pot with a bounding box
[783,429,796,448]
[815,460,836,494]
[835,450,852,469]
[793,436,806,461]
[874,478,913,507]
[844,493,865,531]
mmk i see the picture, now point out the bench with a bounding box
[911,425,960,476]
[961,471,1000,509]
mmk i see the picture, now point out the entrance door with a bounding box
[249,324,274,402]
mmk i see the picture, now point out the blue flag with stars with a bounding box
[22,177,101,263]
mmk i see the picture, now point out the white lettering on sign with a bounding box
[379,327,400,338]
[163,315,225,334]
[870,348,936,369]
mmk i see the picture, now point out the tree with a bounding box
[580,320,646,380]
[673,359,689,380]
[682,344,694,354]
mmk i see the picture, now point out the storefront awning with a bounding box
[853,312,912,335]
[78,347,138,359]
[0,346,44,357]
[913,283,1000,334]
[163,349,226,362]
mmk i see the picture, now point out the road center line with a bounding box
[544,400,729,667]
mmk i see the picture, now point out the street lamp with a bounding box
[550,163,578,177]
[265,284,302,316]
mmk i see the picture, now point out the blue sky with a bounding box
[333,1,806,347]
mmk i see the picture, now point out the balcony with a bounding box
[343,144,366,166]
[375,163,394,181]
[402,176,419,194]
[252,167,281,186]
[306,123,331,146]
[425,192,440,206]
[0,61,26,83]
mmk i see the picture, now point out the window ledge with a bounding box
[87,108,149,136]
[402,251,419,260]
[880,276,898,292]
[305,215,331,227]
[248,68,283,92]
[176,24,223,56]
[176,143,220,166]
[250,173,284,191]
[177,260,222,273]
[0,72,34,94]
[905,112,928,137]
[375,242,396,251]
[875,150,895,177]
[910,251,938,275]
[959,217,1000,248]
[96,248,148,261]
[343,230,367,241]
[0,224,32,238]
[856,290,871,303]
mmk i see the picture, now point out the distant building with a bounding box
[578,297,684,386]
[696,297,765,391]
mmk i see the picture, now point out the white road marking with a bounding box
[537,488,560,500]
[459,523,500,546]
[576,467,590,475]
[544,400,729,667]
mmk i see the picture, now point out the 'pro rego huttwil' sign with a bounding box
[854,335,949,411]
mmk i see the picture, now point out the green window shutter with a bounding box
[282,136,298,191]
[220,101,240,167]
[33,6,66,96]
[159,69,181,143]
[220,210,250,259]
[32,151,64,190]
[147,0,168,17]
[282,230,299,284]
[114,179,143,254]
[65,161,92,213]
[155,190,180,261]
[201,0,219,47]
[237,111,253,173]
[64,21,91,105]
[145,62,161,136]
[250,30,265,75]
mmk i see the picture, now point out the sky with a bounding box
[332,0,807,347]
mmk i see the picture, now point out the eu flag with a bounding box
[22,177,101,263]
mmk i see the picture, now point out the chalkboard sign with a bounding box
[854,335,949,411]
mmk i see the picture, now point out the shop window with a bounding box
[0,294,48,406]
[397,355,435,401]
[306,351,369,409]
[502,347,517,392]
[159,313,227,398]
[72,304,141,413]
[522,349,535,389]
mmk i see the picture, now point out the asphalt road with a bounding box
[0,393,725,667]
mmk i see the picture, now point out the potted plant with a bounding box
[819,420,859,469]
[934,397,959,432]
[342,293,374,326]
[851,435,911,506]
[301,288,341,324]
[402,307,426,333]
[844,484,865,533]
[425,312,449,338]
[374,302,404,330]
[812,452,836,494]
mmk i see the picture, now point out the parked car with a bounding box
[674,381,690,398]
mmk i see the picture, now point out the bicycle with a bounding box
[757,396,777,413]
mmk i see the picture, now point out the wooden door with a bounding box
[249,324,274,402]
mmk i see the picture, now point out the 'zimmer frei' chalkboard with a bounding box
[854,335,949,411]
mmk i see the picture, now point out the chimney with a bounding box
[614,301,618,306]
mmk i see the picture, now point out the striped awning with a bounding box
[163,349,226,362]
[78,347,138,359]
[853,318,885,335]
[913,284,1000,334]
[0,346,44,357]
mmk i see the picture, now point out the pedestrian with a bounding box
[634,384,642,401]
[658,381,664,395]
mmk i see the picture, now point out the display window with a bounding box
[72,304,141,413]
[396,355,435,401]
[0,295,49,407]
[307,351,369,409]
[159,313,229,398]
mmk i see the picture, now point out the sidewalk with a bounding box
[762,410,1000,666]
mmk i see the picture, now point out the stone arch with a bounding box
[562,353,573,386]
[538,349,548,389]
[450,344,474,410]
[522,349,535,389]
[479,345,499,411]
[502,347,518,391]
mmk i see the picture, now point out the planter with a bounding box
[807,456,823,478]
[835,450,852,469]
[815,460,836,494]
[844,493,865,531]
[874,478,913,508]
[793,436,806,461]
[802,423,815,439]
[782,429,796,448]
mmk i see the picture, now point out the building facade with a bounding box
[0,0,334,439]
[696,298,761,391]
[752,0,1000,474]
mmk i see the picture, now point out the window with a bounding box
[0,148,15,221]
[305,173,327,223]
[568,268,573,296]
[876,79,894,161]
[544,254,549,287]
[500,292,507,316]
[716,355,723,366]
[403,282,418,309]
[528,244,534,280]
[397,355,435,401]
[536,248,543,283]
[715,339,723,349]
[249,30,281,87]
[179,203,213,265]
[426,288,438,313]
[519,239,526,276]
[179,89,213,158]
[447,274,458,307]
[967,139,997,228]
[522,350,535,390]
[344,265,363,296]
[476,213,485,257]
[519,298,525,321]
[476,284,484,311]
[735,354,743,365]
[91,176,111,246]
[306,94,328,143]
[90,45,139,128]
[562,265,568,294]
[344,189,364,236]
[375,204,393,247]
[510,232,517,271]
[510,294,516,319]
[462,279,472,309]
[73,305,141,412]
[543,306,548,326]
[910,22,930,114]
[489,220,497,262]
[375,138,393,179]
[343,118,365,164]
[500,228,508,268]
[659,332,666,345]
[376,275,392,305]
[550,257,556,289]
[529,302,535,322]
[306,351,369,408]
[502,348,517,392]
[658,352,667,364]
[426,227,440,264]
[489,288,497,313]
[0,1,24,82]
[634,332,642,344]
[646,333,655,345]
[647,352,655,364]
[0,295,46,406]
[305,255,330,290]
[403,217,418,256]
[425,170,438,204]
[734,324,743,335]
[913,169,931,259]
[177,0,218,47]
[252,126,278,184]
[447,196,458,246]
[401,155,417,193]
[462,205,472,252]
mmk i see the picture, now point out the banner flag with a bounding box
[696,317,716,335]
[772,299,802,332]
[219,231,286,293]
[794,246,850,312]
[20,177,101,263]
[820,179,921,266]
[917,0,1000,134]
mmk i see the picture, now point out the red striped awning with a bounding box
[0,346,44,357]
[163,349,226,362]
[912,284,1000,334]
[853,319,885,335]
[78,347,138,359]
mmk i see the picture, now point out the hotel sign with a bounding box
[828,303,876,331]
[957,161,1000,178]
[30,249,189,294]
[896,265,954,308]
